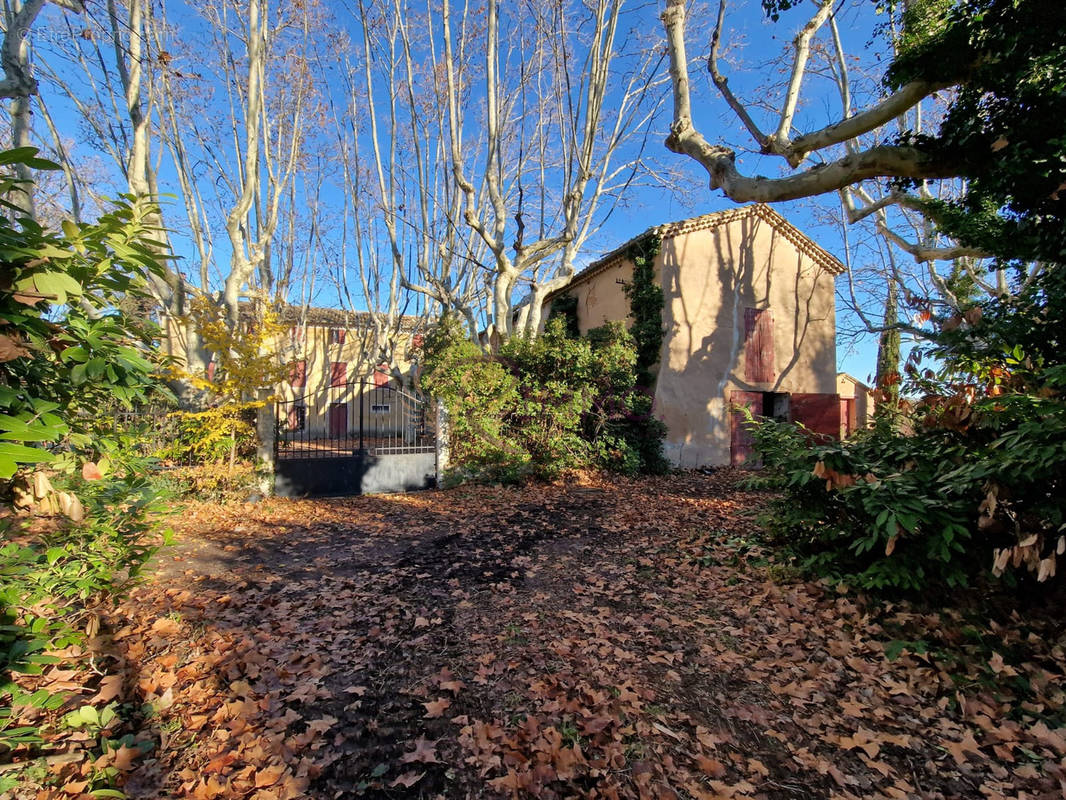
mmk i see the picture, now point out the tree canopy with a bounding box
[663,0,1066,268]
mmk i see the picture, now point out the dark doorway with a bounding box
[762,392,790,422]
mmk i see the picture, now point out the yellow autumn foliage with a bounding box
[167,297,289,467]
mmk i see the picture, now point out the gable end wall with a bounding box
[555,212,837,467]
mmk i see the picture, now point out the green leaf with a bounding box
[0,414,65,442]
[31,271,82,305]
[0,146,42,166]
[0,441,54,478]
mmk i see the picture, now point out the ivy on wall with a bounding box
[622,233,664,387]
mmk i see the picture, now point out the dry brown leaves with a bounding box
[12,471,1064,799]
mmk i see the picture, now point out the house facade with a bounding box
[837,372,874,436]
[548,204,843,467]
[272,307,424,443]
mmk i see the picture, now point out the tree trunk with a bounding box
[875,281,901,413]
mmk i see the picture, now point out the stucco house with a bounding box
[546,203,844,467]
[837,372,874,436]
[272,306,424,441]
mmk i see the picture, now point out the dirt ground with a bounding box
[47,471,1066,798]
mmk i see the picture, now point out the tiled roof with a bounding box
[837,372,872,390]
[549,203,845,301]
[258,304,423,331]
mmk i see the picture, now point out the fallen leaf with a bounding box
[0,333,29,362]
[111,744,141,771]
[255,764,287,788]
[695,755,726,777]
[390,770,425,788]
[92,673,124,704]
[941,731,983,765]
[401,735,439,764]
[423,697,451,718]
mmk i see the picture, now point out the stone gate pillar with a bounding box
[256,388,276,496]
[435,399,449,486]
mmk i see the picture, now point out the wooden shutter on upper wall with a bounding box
[330,361,347,387]
[744,308,775,383]
[290,359,306,388]
[374,364,390,388]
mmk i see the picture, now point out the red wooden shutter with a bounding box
[840,398,857,436]
[290,359,306,388]
[330,361,347,387]
[730,390,764,466]
[374,364,389,387]
[790,393,841,440]
[744,308,775,383]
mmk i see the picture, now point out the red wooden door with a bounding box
[791,393,841,439]
[328,402,348,438]
[730,391,764,466]
[840,397,856,436]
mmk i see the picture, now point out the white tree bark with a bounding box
[0,0,84,216]
[350,0,666,346]
[662,0,961,202]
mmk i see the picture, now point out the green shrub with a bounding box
[747,381,1066,592]
[156,462,259,503]
[748,256,1066,594]
[1,472,168,756]
[421,316,667,482]
[154,406,257,465]
[0,150,170,777]
[584,323,669,476]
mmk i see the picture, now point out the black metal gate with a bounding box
[274,380,437,497]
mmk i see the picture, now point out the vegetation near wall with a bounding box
[0,151,170,781]
[748,251,1066,593]
[421,316,667,483]
[162,297,287,470]
[621,234,664,388]
[723,0,1066,596]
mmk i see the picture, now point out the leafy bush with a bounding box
[154,462,259,503]
[165,296,286,468]
[155,406,258,465]
[420,315,524,478]
[1,474,167,753]
[748,371,1066,592]
[583,323,669,476]
[421,316,667,482]
[0,150,170,778]
[748,252,1066,593]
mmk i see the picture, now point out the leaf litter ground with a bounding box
[25,470,1066,798]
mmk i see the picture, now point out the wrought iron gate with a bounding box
[273,380,437,497]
